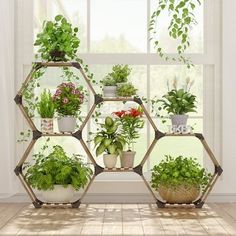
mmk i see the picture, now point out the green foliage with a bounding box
[149,0,202,68]
[101,75,117,86]
[25,144,92,191]
[110,65,132,83]
[37,89,55,118]
[93,117,125,156]
[53,82,84,116]
[17,130,31,143]
[34,15,80,61]
[117,83,137,97]
[151,155,211,190]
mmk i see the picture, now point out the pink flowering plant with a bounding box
[53,82,84,116]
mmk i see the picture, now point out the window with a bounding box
[18,0,221,180]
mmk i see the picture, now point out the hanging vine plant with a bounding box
[149,0,202,68]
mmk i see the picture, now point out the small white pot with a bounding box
[103,154,117,168]
[103,86,117,97]
[57,116,76,132]
[120,151,136,168]
[41,185,75,203]
[41,118,53,133]
[170,114,188,127]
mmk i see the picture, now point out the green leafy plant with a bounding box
[37,89,55,118]
[93,117,125,156]
[151,155,211,190]
[53,82,84,116]
[117,83,137,97]
[152,77,197,116]
[110,65,132,83]
[113,108,144,150]
[34,15,80,61]
[149,0,202,68]
[25,143,92,191]
[101,75,117,86]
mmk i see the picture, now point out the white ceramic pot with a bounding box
[57,116,76,132]
[41,185,75,203]
[103,154,117,168]
[120,151,136,168]
[41,118,53,133]
[103,86,117,97]
[170,115,188,127]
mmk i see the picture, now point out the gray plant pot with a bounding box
[57,116,76,132]
[120,151,136,168]
[103,86,117,97]
[170,114,188,127]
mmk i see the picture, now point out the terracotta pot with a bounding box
[41,185,75,203]
[120,151,136,168]
[103,154,117,168]
[57,116,76,132]
[41,118,53,133]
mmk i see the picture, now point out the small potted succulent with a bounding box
[113,107,144,168]
[34,15,80,61]
[116,82,137,98]
[37,89,55,133]
[53,82,84,132]
[93,117,125,168]
[152,77,197,127]
[101,75,117,97]
[110,64,132,86]
[25,144,92,203]
[151,155,211,204]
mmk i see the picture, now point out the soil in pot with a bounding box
[103,154,117,168]
[49,50,66,61]
[120,151,136,168]
[57,116,76,132]
[41,185,75,203]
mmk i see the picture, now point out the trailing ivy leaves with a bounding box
[149,0,202,68]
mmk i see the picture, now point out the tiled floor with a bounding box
[0,203,235,235]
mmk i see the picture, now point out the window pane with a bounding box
[34,0,87,53]
[150,65,203,117]
[90,0,147,53]
[150,0,204,53]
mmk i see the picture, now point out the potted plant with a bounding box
[151,155,211,204]
[37,89,55,133]
[110,64,132,85]
[34,15,80,61]
[153,78,197,127]
[53,82,84,132]
[113,107,144,168]
[116,82,137,98]
[25,144,92,203]
[101,75,117,97]
[93,117,125,168]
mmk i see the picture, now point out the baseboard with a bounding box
[0,192,236,203]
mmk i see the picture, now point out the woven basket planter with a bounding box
[158,184,200,204]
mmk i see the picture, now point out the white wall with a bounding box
[0,0,236,203]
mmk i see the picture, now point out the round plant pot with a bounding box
[57,116,76,132]
[120,151,136,168]
[41,118,53,133]
[49,50,66,61]
[158,184,200,204]
[103,86,117,97]
[103,154,117,168]
[41,185,75,203]
[170,114,188,127]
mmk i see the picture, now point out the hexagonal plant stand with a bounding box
[14,62,223,208]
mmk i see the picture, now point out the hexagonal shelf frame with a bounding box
[14,62,223,209]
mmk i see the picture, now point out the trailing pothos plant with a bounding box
[149,0,202,68]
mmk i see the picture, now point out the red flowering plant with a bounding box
[53,82,84,116]
[113,107,144,151]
